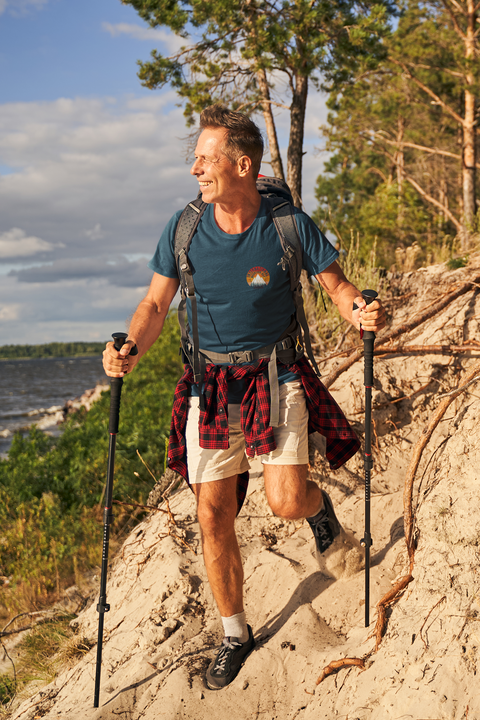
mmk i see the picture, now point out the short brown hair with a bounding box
[200,104,264,176]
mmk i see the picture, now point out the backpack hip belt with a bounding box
[182,319,303,427]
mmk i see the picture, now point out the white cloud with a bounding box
[0,228,60,258]
[0,0,48,16]
[85,223,105,241]
[0,88,329,343]
[102,22,183,53]
[0,93,197,266]
[0,303,21,321]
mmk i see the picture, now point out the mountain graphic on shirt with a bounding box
[246,266,270,286]
[250,274,267,286]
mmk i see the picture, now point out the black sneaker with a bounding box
[205,625,255,690]
[306,490,341,554]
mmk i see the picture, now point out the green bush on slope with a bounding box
[0,314,183,613]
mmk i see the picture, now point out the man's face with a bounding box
[190,127,239,204]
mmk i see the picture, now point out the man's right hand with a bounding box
[102,339,139,378]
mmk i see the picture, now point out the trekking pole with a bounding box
[94,332,137,709]
[354,290,378,628]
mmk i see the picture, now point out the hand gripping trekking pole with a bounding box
[94,332,137,709]
[354,290,378,628]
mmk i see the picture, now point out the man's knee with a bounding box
[268,495,305,520]
[264,464,309,520]
[194,477,238,538]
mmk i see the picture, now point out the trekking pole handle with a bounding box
[352,290,378,336]
[109,333,138,434]
[353,290,378,388]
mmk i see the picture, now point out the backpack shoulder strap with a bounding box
[174,195,207,269]
[266,197,321,377]
[174,196,208,387]
[266,197,302,290]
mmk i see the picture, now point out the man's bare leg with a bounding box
[193,475,244,617]
[262,464,323,520]
[263,463,363,579]
[194,475,254,691]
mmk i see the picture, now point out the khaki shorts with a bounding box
[185,380,309,484]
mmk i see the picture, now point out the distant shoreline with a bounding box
[0,353,103,361]
[0,341,107,361]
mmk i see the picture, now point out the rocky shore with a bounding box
[0,383,109,440]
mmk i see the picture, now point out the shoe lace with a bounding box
[315,518,330,542]
[213,638,242,672]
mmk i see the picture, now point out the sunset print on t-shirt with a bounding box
[246,266,270,287]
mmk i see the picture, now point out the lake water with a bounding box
[0,355,108,457]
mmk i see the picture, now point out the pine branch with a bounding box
[399,61,465,79]
[440,0,467,39]
[447,0,469,16]
[404,174,462,231]
[390,58,465,127]
[373,133,462,162]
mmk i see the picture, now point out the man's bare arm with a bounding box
[103,273,180,378]
[315,261,386,332]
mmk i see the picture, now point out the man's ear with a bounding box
[238,154,253,177]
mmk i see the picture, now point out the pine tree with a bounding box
[122,0,393,207]
[315,0,480,263]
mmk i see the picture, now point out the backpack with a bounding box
[174,176,320,420]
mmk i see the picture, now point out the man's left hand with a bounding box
[352,296,386,334]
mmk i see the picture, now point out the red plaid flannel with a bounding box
[167,357,359,510]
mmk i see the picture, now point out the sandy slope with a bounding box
[9,259,480,720]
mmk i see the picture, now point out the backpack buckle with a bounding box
[229,350,254,363]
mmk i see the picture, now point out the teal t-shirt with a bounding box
[148,197,338,399]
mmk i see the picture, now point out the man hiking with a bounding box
[103,104,386,690]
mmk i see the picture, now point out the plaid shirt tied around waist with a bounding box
[167,356,360,511]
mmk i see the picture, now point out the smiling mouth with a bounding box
[199,181,213,187]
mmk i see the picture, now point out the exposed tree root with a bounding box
[374,343,480,356]
[316,657,365,685]
[403,357,480,563]
[419,596,447,650]
[324,276,480,388]
[373,574,414,651]
[317,352,480,684]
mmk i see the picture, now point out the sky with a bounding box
[0,0,330,345]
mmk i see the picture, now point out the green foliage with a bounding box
[0,342,107,360]
[447,255,469,270]
[123,0,395,205]
[0,674,15,707]
[0,614,92,711]
[126,0,394,123]
[314,0,480,265]
[316,233,385,348]
[0,313,183,613]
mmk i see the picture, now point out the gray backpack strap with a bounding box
[174,196,208,393]
[267,198,321,377]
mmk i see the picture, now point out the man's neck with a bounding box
[214,192,262,234]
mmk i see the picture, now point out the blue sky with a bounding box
[0,0,329,344]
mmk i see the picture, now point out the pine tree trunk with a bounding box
[287,74,308,208]
[395,116,405,233]
[256,69,285,180]
[462,0,477,250]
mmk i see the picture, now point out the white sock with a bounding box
[221,611,249,643]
